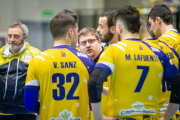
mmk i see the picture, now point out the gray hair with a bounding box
[9,22,28,38]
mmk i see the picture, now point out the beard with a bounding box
[8,39,24,50]
[101,30,113,43]
[118,34,121,41]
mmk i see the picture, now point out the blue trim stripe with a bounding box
[67,47,95,74]
[159,40,180,58]
[96,63,112,75]
[51,45,71,49]
[126,39,142,41]
[170,30,178,33]
[145,37,157,40]
[25,86,40,90]
[142,41,178,80]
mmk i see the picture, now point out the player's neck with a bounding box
[53,39,71,46]
[161,24,174,35]
[142,32,152,41]
[109,34,119,44]
[122,32,139,40]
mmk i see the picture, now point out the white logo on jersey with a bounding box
[23,54,32,61]
[119,102,156,116]
[100,53,105,58]
[151,47,160,52]
[169,60,174,65]
[159,101,169,114]
[77,52,88,58]
[50,109,82,120]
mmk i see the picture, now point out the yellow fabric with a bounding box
[158,30,180,56]
[0,42,41,66]
[97,40,168,117]
[26,46,94,120]
[144,38,180,118]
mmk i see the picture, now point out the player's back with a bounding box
[97,39,175,118]
[158,29,180,56]
[34,45,94,120]
[144,38,179,69]
[144,38,180,118]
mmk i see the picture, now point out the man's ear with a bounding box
[155,17,162,25]
[68,28,73,38]
[24,35,27,42]
[117,25,122,34]
[110,26,116,34]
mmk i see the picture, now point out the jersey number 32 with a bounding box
[52,73,79,100]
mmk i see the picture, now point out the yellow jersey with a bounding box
[96,39,178,118]
[158,29,180,56]
[25,45,95,120]
[144,38,180,118]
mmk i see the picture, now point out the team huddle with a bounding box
[0,3,180,120]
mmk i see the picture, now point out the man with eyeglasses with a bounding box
[78,27,109,120]
[78,27,103,63]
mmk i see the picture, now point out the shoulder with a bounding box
[25,42,41,54]
[0,44,6,54]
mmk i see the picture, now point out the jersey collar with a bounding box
[51,45,72,49]
[165,29,178,34]
[126,38,141,41]
[144,37,157,41]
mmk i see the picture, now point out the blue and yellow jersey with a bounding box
[158,29,180,56]
[101,42,110,50]
[96,39,178,118]
[75,46,80,51]
[144,38,180,118]
[25,45,95,120]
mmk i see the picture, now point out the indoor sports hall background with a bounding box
[0,0,179,51]
[0,0,179,120]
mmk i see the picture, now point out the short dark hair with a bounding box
[78,27,100,43]
[100,10,116,28]
[57,9,78,21]
[114,5,140,33]
[50,13,77,39]
[148,4,173,25]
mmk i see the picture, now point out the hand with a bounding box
[102,115,118,120]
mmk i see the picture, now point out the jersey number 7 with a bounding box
[135,66,149,92]
[52,73,79,100]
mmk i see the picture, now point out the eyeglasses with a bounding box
[79,39,97,46]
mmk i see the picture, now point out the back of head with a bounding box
[78,27,100,42]
[9,22,28,38]
[50,13,77,40]
[57,9,78,21]
[100,10,116,28]
[148,4,173,25]
[114,5,140,33]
